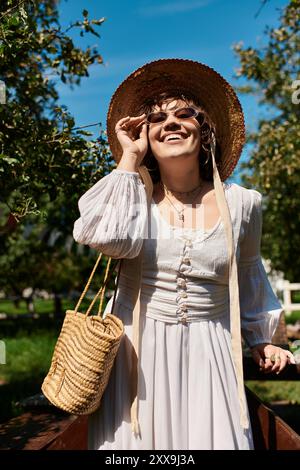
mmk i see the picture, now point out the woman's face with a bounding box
[147,99,201,164]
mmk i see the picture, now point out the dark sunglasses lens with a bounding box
[175,107,197,119]
[147,112,167,123]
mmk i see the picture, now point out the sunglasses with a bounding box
[145,106,205,125]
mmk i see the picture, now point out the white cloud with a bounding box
[138,0,215,17]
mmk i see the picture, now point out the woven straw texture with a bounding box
[42,310,123,415]
[42,255,124,415]
[107,58,245,182]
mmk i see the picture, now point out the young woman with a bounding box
[73,59,295,450]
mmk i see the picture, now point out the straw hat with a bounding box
[106,58,245,181]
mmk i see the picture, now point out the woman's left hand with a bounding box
[250,343,296,375]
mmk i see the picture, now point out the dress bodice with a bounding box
[137,197,230,324]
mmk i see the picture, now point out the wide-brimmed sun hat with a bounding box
[107,58,245,181]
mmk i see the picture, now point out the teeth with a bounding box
[165,134,184,142]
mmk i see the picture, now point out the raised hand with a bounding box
[115,114,148,169]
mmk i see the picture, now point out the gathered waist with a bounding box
[142,296,228,324]
[142,281,229,324]
[116,273,229,325]
[144,307,228,324]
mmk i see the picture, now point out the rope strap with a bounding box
[74,254,120,319]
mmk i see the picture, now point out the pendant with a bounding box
[179,214,184,222]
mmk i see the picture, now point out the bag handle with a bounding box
[74,253,122,318]
[93,258,123,317]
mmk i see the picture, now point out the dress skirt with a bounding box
[88,298,254,450]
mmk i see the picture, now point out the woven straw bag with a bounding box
[41,253,124,415]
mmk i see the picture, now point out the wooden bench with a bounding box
[0,410,87,450]
[0,387,300,450]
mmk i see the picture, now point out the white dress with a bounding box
[73,169,283,450]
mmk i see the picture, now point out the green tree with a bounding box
[0,0,115,307]
[234,0,300,282]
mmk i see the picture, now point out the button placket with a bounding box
[176,291,188,302]
[175,237,194,324]
[181,238,192,266]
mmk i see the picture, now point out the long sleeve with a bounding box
[73,169,148,258]
[238,189,283,348]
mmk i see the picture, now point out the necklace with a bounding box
[160,181,205,227]
[160,180,204,197]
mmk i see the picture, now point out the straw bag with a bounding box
[41,253,124,415]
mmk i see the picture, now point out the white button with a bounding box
[181,304,188,311]
[176,292,188,303]
[179,315,188,325]
[185,239,192,247]
[177,279,186,288]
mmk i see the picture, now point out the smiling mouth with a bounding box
[162,133,188,143]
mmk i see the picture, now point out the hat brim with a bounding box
[107,59,245,181]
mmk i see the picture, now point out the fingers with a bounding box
[252,344,297,376]
[114,114,148,162]
[264,348,296,375]
[263,357,274,374]
[115,115,130,128]
[115,114,146,134]
[271,352,286,374]
[287,351,296,364]
[276,351,288,374]
[138,121,148,141]
[263,348,281,374]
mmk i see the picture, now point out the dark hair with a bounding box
[138,91,221,184]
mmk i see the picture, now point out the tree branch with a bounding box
[72,122,102,131]
[254,0,270,19]
[0,0,28,22]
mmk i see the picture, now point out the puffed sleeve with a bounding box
[73,169,148,258]
[238,189,283,348]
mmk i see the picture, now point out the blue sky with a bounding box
[58,0,288,182]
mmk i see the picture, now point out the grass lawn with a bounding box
[0,297,109,316]
[0,298,75,315]
[246,380,300,404]
[0,327,59,423]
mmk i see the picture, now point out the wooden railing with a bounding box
[278,281,300,316]
[0,363,299,451]
[0,386,300,450]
